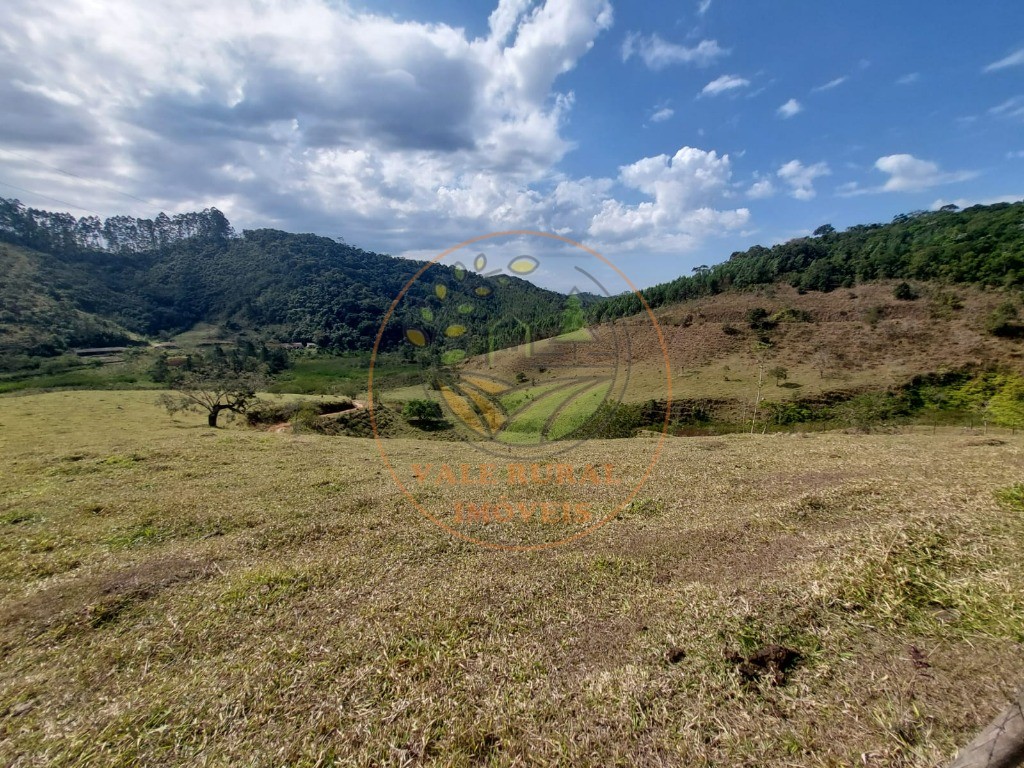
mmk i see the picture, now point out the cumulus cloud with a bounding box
[0,0,753,262]
[839,154,978,195]
[812,76,847,92]
[874,154,977,192]
[746,179,776,199]
[588,147,750,250]
[621,33,727,70]
[700,75,750,97]
[650,107,674,123]
[777,98,802,118]
[698,0,712,15]
[984,49,1024,72]
[777,160,830,200]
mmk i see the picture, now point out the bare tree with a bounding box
[749,341,772,434]
[811,348,834,379]
[159,369,265,427]
[751,362,766,434]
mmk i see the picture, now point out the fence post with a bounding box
[947,688,1024,768]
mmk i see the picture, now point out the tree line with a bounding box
[0,198,570,358]
[0,198,234,254]
[592,202,1024,323]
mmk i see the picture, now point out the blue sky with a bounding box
[1,0,1022,290]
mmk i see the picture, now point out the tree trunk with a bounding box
[208,407,221,428]
[947,688,1024,768]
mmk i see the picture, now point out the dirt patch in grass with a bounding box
[1,556,216,641]
[726,644,802,685]
[962,437,1008,447]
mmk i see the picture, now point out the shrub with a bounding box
[985,301,1023,338]
[893,281,918,301]
[770,307,813,323]
[864,305,886,327]
[928,290,963,319]
[746,307,776,331]
[568,402,644,439]
[402,398,444,424]
[291,403,322,433]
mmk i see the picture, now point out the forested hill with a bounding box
[593,201,1024,322]
[0,198,569,358]
[4,197,1023,360]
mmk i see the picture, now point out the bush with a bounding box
[836,391,908,432]
[864,305,886,327]
[985,301,1023,338]
[402,399,444,423]
[770,307,813,323]
[893,281,918,301]
[746,307,776,331]
[928,290,963,319]
[567,402,645,439]
[291,403,322,433]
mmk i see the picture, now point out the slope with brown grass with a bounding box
[465,281,1024,408]
[1,391,1022,765]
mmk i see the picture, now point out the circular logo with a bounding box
[369,231,672,550]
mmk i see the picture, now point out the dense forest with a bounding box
[0,198,569,359]
[592,201,1024,322]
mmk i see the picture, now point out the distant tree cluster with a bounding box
[0,197,233,254]
[0,200,570,357]
[592,202,1024,323]
[149,341,289,384]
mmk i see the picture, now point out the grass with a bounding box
[0,364,155,394]
[0,390,1023,765]
[267,354,418,396]
[498,379,606,443]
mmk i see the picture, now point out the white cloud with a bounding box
[840,154,978,196]
[622,33,727,70]
[990,96,1024,120]
[0,0,759,264]
[777,160,830,200]
[650,107,674,123]
[896,72,919,85]
[700,74,750,97]
[698,0,712,15]
[1008,150,1024,159]
[588,147,750,250]
[746,179,775,199]
[874,154,977,192]
[812,76,847,92]
[777,98,802,118]
[984,48,1024,73]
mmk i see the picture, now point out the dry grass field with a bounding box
[1,390,1023,766]
[464,282,1024,408]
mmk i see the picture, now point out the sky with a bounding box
[1,0,1023,290]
